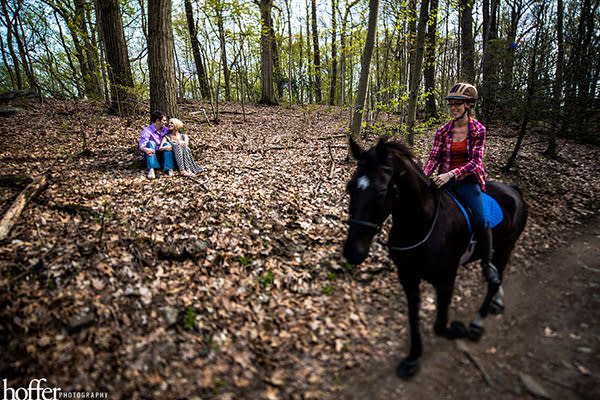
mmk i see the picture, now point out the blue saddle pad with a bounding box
[446,191,504,233]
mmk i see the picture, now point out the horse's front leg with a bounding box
[396,278,421,379]
[467,281,501,341]
[433,277,469,340]
[468,247,509,341]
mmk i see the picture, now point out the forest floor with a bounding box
[0,99,598,399]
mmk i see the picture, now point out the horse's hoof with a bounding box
[446,320,468,339]
[467,323,485,341]
[489,299,505,315]
[396,358,419,379]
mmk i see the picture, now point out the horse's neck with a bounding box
[391,160,436,227]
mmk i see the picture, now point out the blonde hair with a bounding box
[169,118,184,131]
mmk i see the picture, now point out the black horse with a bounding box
[343,138,528,378]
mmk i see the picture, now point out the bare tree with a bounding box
[339,0,359,107]
[406,0,430,145]
[459,0,474,82]
[504,5,544,172]
[329,0,338,105]
[258,0,277,105]
[184,0,211,99]
[311,0,322,103]
[96,0,138,115]
[148,0,178,117]
[424,0,439,118]
[1,0,23,90]
[544,0,563,157]
[284,0,292,104]
[215,2,231,101]
[350,0,379,139]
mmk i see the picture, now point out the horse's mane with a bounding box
[384,141,432,187]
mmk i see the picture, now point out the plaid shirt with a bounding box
[423,118,488,191]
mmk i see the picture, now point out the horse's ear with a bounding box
[349,135,363,160]
[375,138,388,164]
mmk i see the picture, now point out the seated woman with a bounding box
[160,118,204,176]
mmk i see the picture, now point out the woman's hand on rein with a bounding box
[433,172,453,188]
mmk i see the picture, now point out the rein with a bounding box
[346,218,381,232]
[388,188,441,252]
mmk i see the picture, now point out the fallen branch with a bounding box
[190,109,212,126]
[0,174,32,187]
[269,144,348,151]
[183,175,208,191]
[0,174,48,241]
[314,134,348,140]
[327,144,335,179]
[456,340,493,387]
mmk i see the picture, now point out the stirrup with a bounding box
[483,263,501,285]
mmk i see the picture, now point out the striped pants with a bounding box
[172,143,203,174]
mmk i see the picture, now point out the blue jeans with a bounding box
[447,176,488,231]
[145,141,174,171]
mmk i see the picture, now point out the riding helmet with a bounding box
[446,83,478,103]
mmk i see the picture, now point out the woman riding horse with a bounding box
[424,83,500,285]
[343,116,528,378]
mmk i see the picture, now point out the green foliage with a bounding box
[323,285,334,296]
[258,270,274,288]
[238,256,252,266]
[183,305,196,330]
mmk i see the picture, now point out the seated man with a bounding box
[138,111,174,178]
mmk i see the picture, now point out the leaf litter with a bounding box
[0,100,598,399]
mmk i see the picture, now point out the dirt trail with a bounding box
[338,212,600,399]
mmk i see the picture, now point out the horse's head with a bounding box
[343,138,397,265]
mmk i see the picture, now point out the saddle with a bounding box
[445,190,504,265]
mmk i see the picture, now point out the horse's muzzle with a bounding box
[343,239,368,265]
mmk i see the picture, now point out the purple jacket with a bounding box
[138,124,169,153]
[423,118,488,191]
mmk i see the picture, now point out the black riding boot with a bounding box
[479,224,501,285]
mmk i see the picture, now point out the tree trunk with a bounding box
[75,0,102,100]
[285,0,292,104]
[424,0,438,118]
[148,0,178,117]
[13,12,40,94]
[459,0,474,82]
[271,22,284,101]
[311,0,322,103]
[216,4,231,101]
[54,10,82,97]
[504,6,542,172]
[406,0,430,145]
[0,34,15,89]
[184,0,211,99]
[259,0,277,105]
[350,0,379,139]
[0,0,22,90]
[305,0,312,104]
[339,1,359,107]
[544,0,563,157]
[96,0,139,115]
[329,0,338,106]
[481,0,499,121]
[406,0,417,92]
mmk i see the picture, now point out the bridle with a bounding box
[345,154,441,252]
[388,189,441,251]
[345,155,397,234]
[346,217,382,232]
